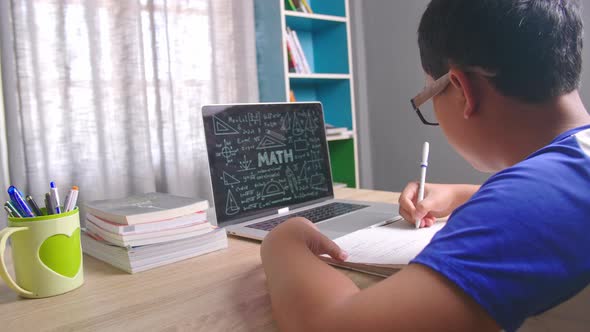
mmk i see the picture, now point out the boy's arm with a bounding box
[261,218,499,332]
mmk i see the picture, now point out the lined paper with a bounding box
[334,221,446,265]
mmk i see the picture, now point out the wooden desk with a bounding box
[1,188,588,331]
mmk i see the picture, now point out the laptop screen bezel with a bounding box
[202,102,336,227]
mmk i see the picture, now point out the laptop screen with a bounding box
[202,103,334,226]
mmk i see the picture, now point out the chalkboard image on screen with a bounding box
[202,103,334,226]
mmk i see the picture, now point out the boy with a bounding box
[261,1,590,331]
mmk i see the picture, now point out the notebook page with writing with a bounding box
[334,221,446,266]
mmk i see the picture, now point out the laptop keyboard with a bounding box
[246,202,369,231]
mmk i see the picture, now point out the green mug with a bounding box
[0,208,84,298]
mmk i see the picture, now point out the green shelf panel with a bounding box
[328,139,356,188]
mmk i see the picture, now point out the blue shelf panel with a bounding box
[287,23,349,74]
[307,0,347,17]
[290,79,352,129]
[285,13,346,32]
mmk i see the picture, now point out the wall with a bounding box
[352,1,590,192]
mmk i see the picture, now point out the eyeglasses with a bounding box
[410,73,451,126]
[410,69,496,126]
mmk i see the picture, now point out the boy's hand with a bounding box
[398,183,480,228]
[261,217,348,262]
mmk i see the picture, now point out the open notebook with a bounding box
[323,220,446,277]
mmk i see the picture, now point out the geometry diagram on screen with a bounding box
[213,115,239,135]
[305,113,319,132]
[256,135,286,150]
[266,129,286,141]
[310,149,321,160]
[298,166,309,184]
[248,112,262,126]
[281,113,291,130]
[221,141,238,163]
[225,189,240,215]
[261,181,285,199]
[222,171,240,186]
[292,114,305,136]
[239,155,254,171]
[307,159,323,171]
[294,138,309,152]
[286,166,299,194]
[310,174,328,191]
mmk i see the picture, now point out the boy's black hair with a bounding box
[418,0,584,103]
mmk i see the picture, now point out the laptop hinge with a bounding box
[278,207,290,215]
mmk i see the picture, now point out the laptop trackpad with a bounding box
[316,212,400,240]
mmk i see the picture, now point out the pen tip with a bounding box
[50,181,55,188]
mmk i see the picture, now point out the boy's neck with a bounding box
[498,91,590,167]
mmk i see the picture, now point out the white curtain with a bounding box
[0,0,258,226]
[0,45,8,202]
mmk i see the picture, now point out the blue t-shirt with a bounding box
[412,125,590,332]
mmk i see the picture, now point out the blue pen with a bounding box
[7,186,34,217]
[50,182,61,214]
[4,201,22,218]
[9,199,25,216]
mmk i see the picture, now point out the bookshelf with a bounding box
[254,0,359,188]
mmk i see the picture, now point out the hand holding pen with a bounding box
[416,142,430,228]
[398,142,438,228]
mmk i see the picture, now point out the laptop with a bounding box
[202,102,400,240]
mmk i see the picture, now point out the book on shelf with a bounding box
[289,89,297,102]
[285,28,304,73]
[333,182,347,189]
[300,0,312,13]
[286,36,300,73]
[287,48,296,73]
[322,219,445,277]
[291,29,311,73]
[285,27,310,74]
[327,132,353,141]
[285,0,313,13]
[82,228,228,274]
[85,192,209,225]
[325,123,349,136]
[285,0,296,11]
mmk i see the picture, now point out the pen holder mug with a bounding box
[0,208,84,298]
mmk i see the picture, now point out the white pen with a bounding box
[65,186,79,212]
[416,142,430,229]
[50,181,61,214]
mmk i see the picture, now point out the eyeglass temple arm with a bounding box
[411,73,451,109]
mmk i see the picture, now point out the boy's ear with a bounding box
[448,69,477,119]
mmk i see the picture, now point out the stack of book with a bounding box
[286,27,311,74]
[81,192,227,273]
